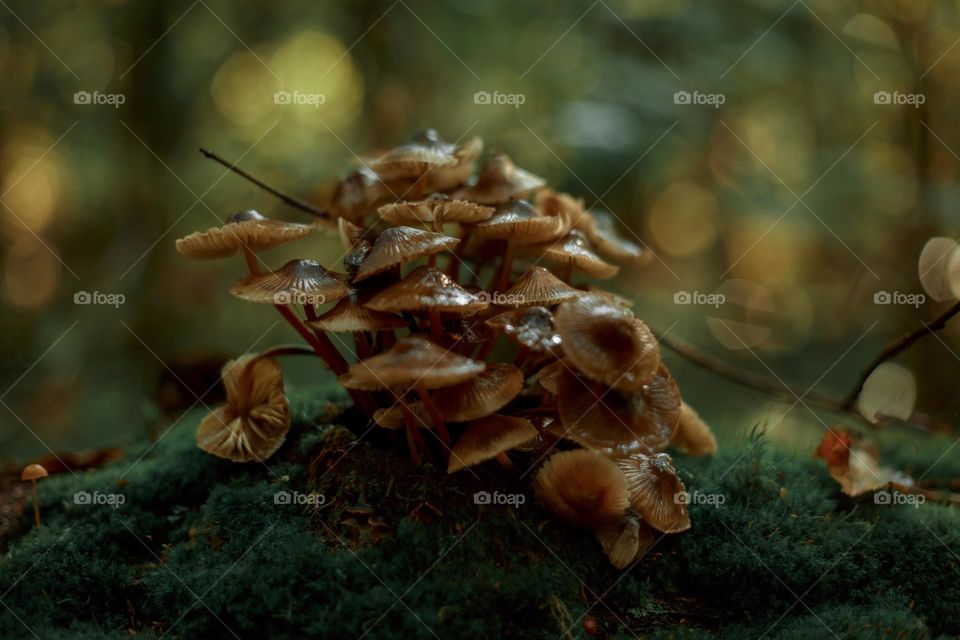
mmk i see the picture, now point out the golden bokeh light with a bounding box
[2,235,61,309]
[648,181,719,257]
[211,51,279,127]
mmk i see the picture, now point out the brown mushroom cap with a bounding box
[534,449,630,529]
[521,229,619,279]
[500,266,581,307]
[378,197,494,229]
[537,359,564,394]
[339,336,485,390]
[176,210,314,259]
[535,189,591,230]
[616,453,691,533]
[472,200,568,244]
[354,226,460,281]
[555,293,660,391]
[486,306,562,353]
[307,298,407,333]
[453,152,546,204]
[594,516,656,569]
[21,463,48,481]
[365,265,489,314]
[230,259,352,305]
[434,363,524,421]
[372,401,431,430]
[338,217,367,250]
[424,136,484,192]
[585,210,649,263]
[196,355,291,463]
[553,365,681,458]
[671,402,717,456]
[329,165,411,223]
[447,414,538,473]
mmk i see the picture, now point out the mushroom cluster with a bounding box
[176,130,717,568]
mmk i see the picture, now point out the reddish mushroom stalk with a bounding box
[417,386,451,449]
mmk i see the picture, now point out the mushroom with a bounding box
[353,226,460,282]
[594,515,656,569]
[434,363,524,421]
[484,306,562,361]
[616,453,691,533]
[447,414,538,473]
[554,293,660,391]
[670,402,717,456]
[521,229,619,281]
[552,365,681,458]
[329,165,412,223]
[196,354,291,463]
[306,297,406,358]
[378,197,494,231]
[536,359,564,394]
[230,259,353,306]
[21,463,48,528]
[365,265,489,342]
[534,449,630,529]
[373,401,430,430]
[365,130,482,196]
[473,200,569,292]
[339,336,485,457]
[499,266,581,307]
[582,210,649,264]
[454,152,546,204]
[175,210,313,265]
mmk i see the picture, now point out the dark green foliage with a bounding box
[2,392,959,639]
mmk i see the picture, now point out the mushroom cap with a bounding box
[616,453,691,533]
[522,229,619,279]
[595,516,656,569]
[434,363,524,421]
[354,226,460,281]
[585,210,649,263]
[486,306,562,353]
[372,401,431,430]
[366,130,481,185]
[329,165,411,223]
[500,266,581,307]
[424,136,484,192]
[365,265,489,314]
[176,210,314,259]
[378,198,494,229]
[339,336,485,390]
[553,365,681,458]
[671,402,717,456]
[454,152,546,204]
[535,189,591,230]
[472,200,568,243]
[21,463,48,481]
[534,449,630,529]
[196,355,291,463]
[537,359,564,394]
[230,259,352,305]
[447,414,538,473]
[307,298,407,333]
[337,217,367,250]
[555,294,660,391]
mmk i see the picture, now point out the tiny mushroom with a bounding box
[447,414,538,473]
[616,453,691,533]
[521,229,619,281]
[434,363,525,422]
[670,402,718,456]
[499,266,581,307]
[175,210,314,266]
[378,197,494,231]
[196,354,291,463]
[594,515,656,569]
[534,449,630,529]
[307,297,406,358]
[353,226,460,282]
[454,152,546,204]
[21,463,48,528]
[230,259,353,306]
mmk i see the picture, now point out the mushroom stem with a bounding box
[557,261,573,284]
[428,309,443,344]
[495,451,515,471]
[417,386,451,449]
[31,478,40,528]
[353,331,372,359]
[473,331,499,361]
[399,396,431,466]
[427,253,438,268]
[242,247,261,275]
[495,240,516,293]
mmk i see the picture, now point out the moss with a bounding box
[2,386,959,639]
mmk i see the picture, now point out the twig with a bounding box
[652,329,952,435]
[199,147,331,220]
[841,299,960,409]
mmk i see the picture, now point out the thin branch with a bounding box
[199,147,331,220]
[841,298,960,409]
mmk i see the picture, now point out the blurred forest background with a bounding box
[2,0,959,461]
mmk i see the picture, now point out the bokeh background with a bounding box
[2,0,960,462]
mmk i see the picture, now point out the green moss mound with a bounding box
[1,386,958,639]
